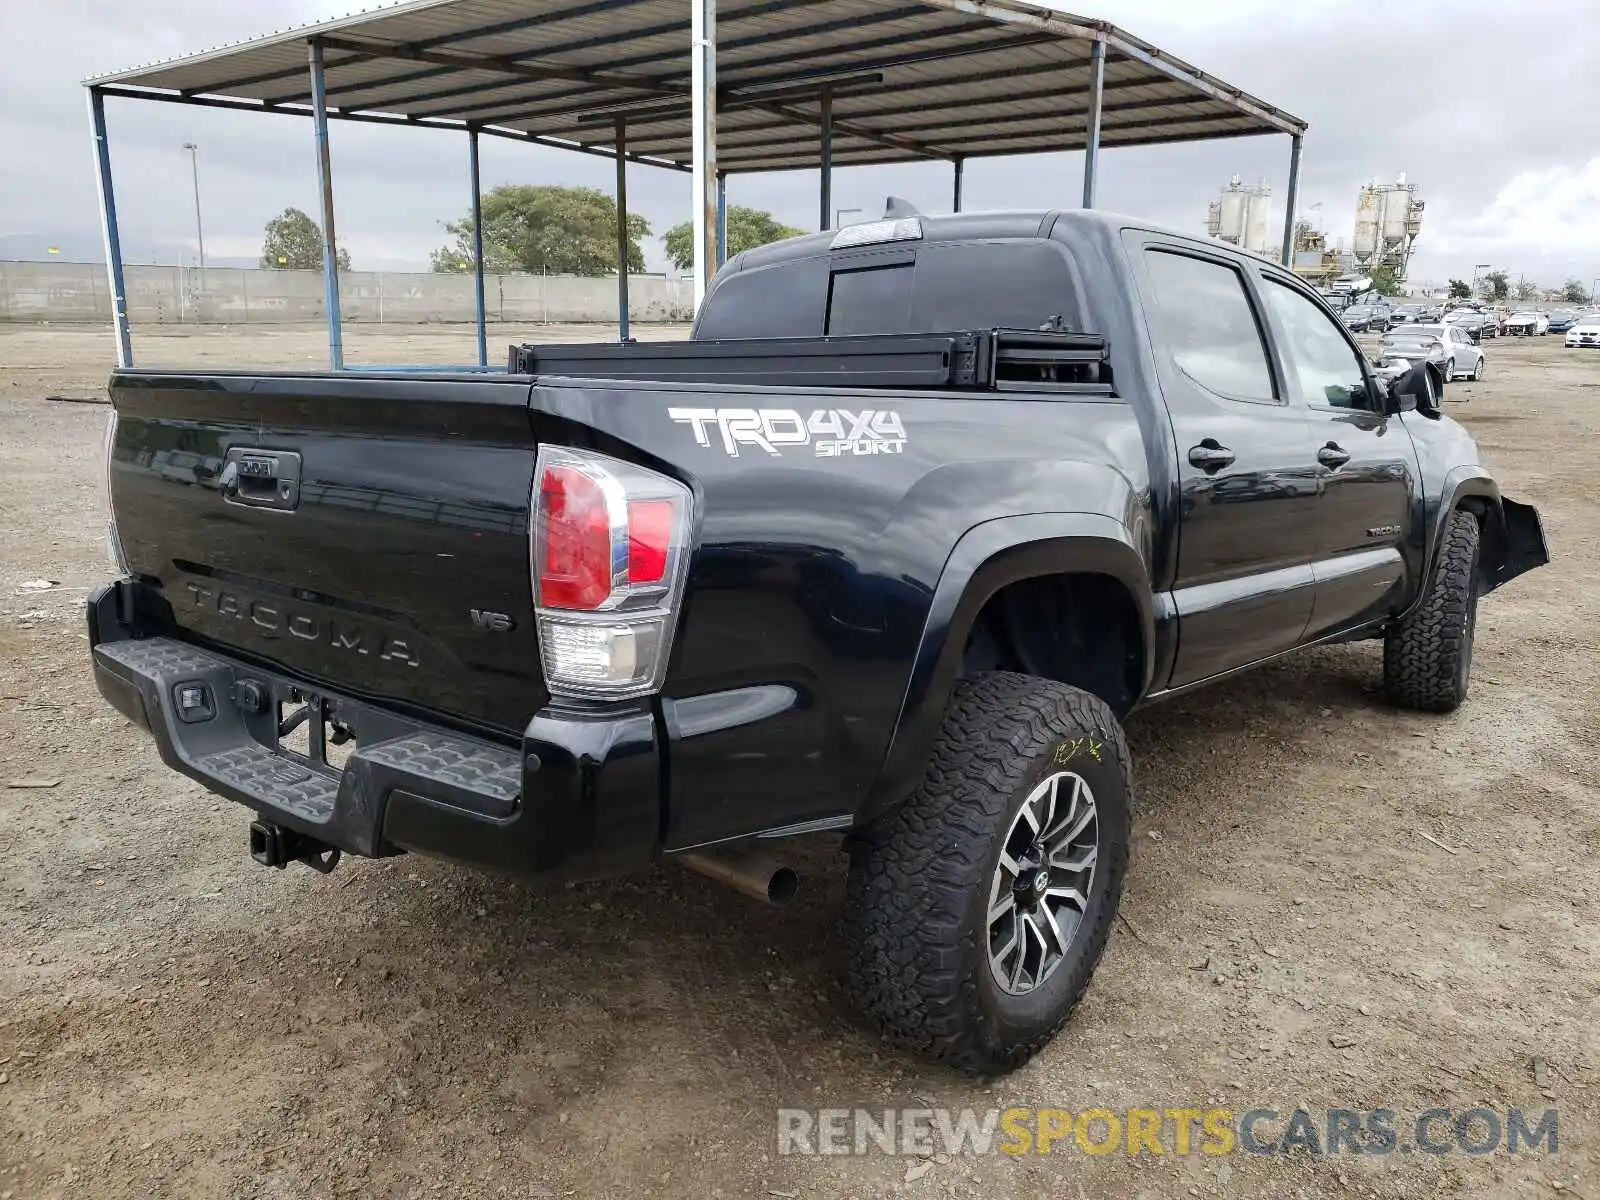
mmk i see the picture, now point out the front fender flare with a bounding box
[862,513,1153,822]
[1400,467,1547,623]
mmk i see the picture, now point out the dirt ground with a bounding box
[1,322,1595,1199]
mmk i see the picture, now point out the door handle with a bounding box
[1317,442,1352,469]
[1187,440,1236,472]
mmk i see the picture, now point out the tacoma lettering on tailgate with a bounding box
[184,582,420,667]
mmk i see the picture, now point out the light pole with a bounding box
[182,142,206,270]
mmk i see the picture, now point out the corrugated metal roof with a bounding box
[88,0,1305,173]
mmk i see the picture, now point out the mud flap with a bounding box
[1496,497,1549,587]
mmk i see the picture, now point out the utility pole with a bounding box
[182,142,206,270]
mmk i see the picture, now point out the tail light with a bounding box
[101,410,128,574]
[530,446,692,699]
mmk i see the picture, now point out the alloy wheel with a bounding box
[987,771,1100,996]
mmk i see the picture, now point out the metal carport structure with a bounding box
[85,0,1307,371]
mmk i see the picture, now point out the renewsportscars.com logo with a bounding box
[776,1106,1560,1159]
[667,407,907,458]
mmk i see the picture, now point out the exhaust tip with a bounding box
[679,848,799,906]
[767,865,799,907]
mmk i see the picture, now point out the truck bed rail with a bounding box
[507,329,1112,394]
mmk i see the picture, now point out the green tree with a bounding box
[261,207,350,271]
[431,185,648,275]
[1367,263,1401,296]
[663,206,805,271]
[1562,279,1590,303]
[1481,270,1510,301]
[1448,279,1472,300]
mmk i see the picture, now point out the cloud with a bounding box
[1430,159,1600,258]
[3,0,1598,287]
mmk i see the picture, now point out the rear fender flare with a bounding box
[862,513,1153,822]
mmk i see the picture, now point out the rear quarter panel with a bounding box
[528,379,1153,848]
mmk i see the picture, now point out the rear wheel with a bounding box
[1384,509,1481,712]
[1445,357,1456,380]
[841,672,1130,1074]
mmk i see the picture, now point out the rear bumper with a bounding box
[87,581,660,882]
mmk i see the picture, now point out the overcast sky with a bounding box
[2,0,1598,289]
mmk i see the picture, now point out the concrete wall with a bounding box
[0,261,696,325]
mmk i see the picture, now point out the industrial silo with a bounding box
[1352,174,1423,278]
[1207,176,1273,255]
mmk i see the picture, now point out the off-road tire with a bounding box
[840,672,1131,1074]
[1384,509,1481,712]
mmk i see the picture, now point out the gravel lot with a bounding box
[1,323,1596,1199]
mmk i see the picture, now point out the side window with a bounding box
[1262,279,1371,409]
[1143,250,1275,402]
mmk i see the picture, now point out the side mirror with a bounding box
[1383,361,1442,418]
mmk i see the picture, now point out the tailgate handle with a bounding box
[220,448,301,511]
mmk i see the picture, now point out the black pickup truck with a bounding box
[90,209,1547,1073]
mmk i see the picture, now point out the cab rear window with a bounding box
[695,240,1083,340]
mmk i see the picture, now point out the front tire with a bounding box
[1472,356,1485,380]
[841,672,1130,1074]
[1383,509,1481,712]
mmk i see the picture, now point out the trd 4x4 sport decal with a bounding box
[667,407,907,458]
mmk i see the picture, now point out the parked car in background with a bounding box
[1388,304,1425,328]
[1546,310,1580,333]
[1505,311,1550,336]
[1381,324,1486,381]
[1341,303,1391,332]
[1443,309,1490,342]
[1565,315,1600,347]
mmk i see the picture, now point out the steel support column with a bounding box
[819,84,833,230]
[86,88,132,368]
[952,155,965,213]
[615,117,631,341]
[691,0,718,306]
[1082,38,1105,208]
[1281,133,1303,267]
[308,40,344,370]
[468,126,487,367]
[715,171,728,267]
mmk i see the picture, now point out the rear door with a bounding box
[1256,275,1420,638]
[108,372,545,734]
[1135,242,1323,687]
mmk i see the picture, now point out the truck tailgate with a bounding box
[107,372,546,734]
